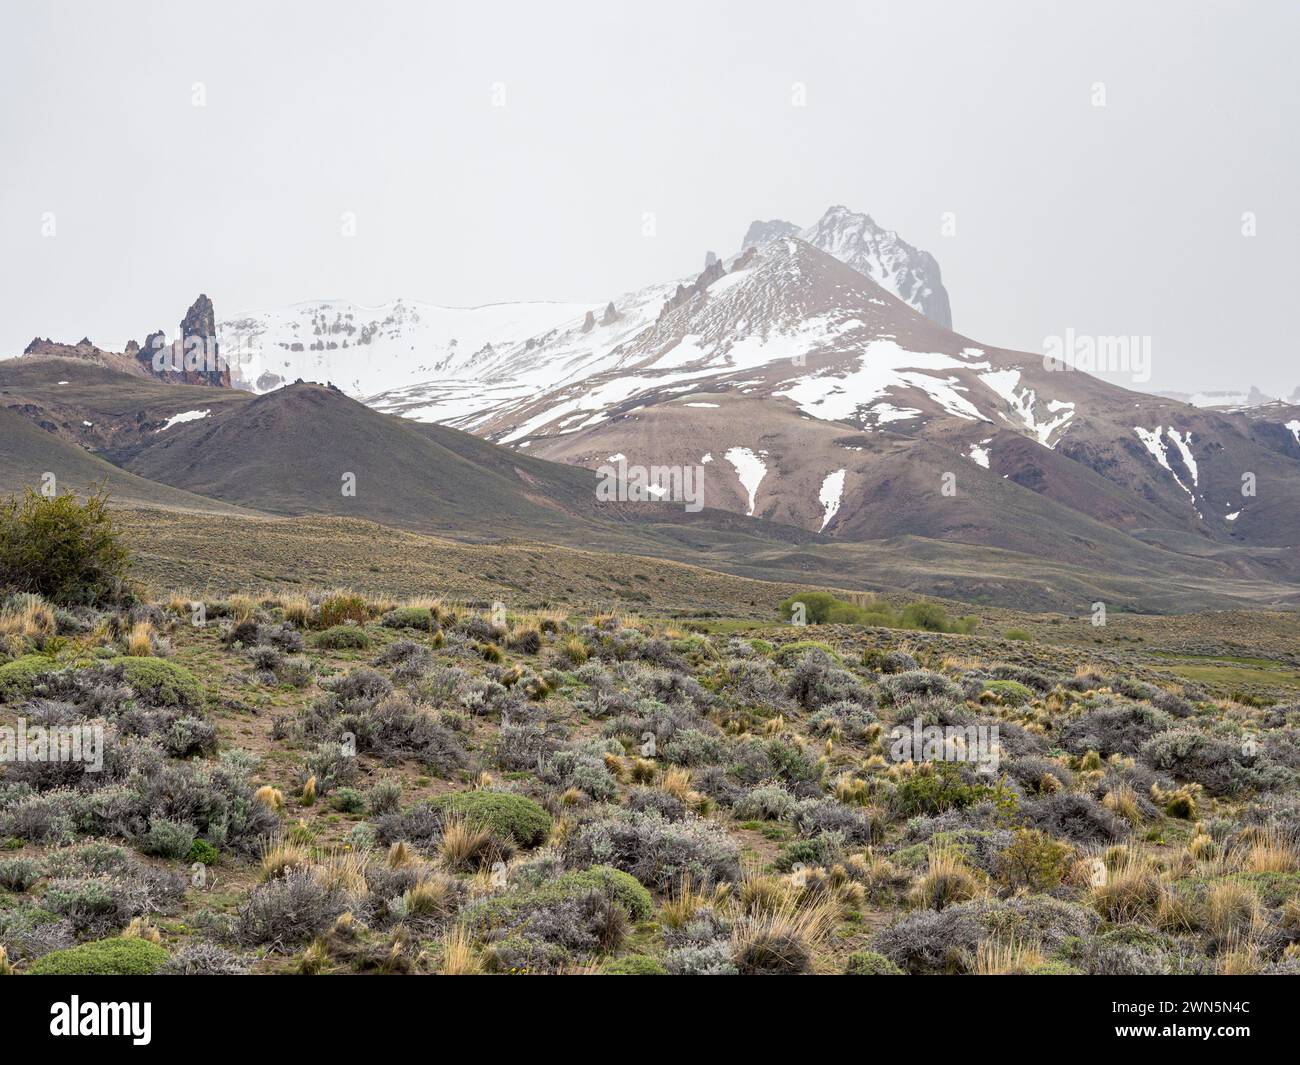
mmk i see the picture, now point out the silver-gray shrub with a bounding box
[563,809,740,891]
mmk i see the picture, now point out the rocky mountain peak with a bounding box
[739,205,953,329]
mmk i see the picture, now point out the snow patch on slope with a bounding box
[818,469,847,532]
[775,339,989,427]
[980,370,1075,447]
[1134,426,1201,514]
[725,447,767,517]
[159,409,210,431]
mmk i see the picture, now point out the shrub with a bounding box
[777,591,843,624]
[28,936,168,975]
[43,872,181,938]
[471,870,642,969]
[380,606,435,630]
[846,950,904,975]
[0,857,42,892]
[1004,628,1032,642]
[429,792,552,847]
[0,488,131,607]
[873,896,1098,975]
[318,593,371,629]
[665,939,737,975]
[236,869,347,950]
[785,649,868,709]
[549,866,654,921]
[0,654,56,700]
[982,679,1034,706]
[1142,729,1283,796]
[187,839,220,866]
[1023,792,1127,844]
[564,810,741,891]
[330,787,366,814]
[878,670,963,706]
[603,953,668,975]
[736,784,799,822]
[314,625,371,650]
[142,818,197,859]
[109,656,204,709]
[996,828,1072,892]
[1061,701,1172,759]
[159,941,250,975]
[893,764,996,817]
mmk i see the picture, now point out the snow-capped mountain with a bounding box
[399,236,1300,553]
[217,298,590,396]
[744,206,951,328]
[208,205,1300,553]
[1150,385,1299,409]
[216,204,951,401]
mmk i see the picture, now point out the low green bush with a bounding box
[777,593,977,634]
[29,937,169,975]
[110,656,203,708]
[0,654,56,700]
[982,679,1034,706]
[314,625,371,650]
[380,607,435,630]
[548,866,654,920]
[431,791,552,847]
[846,950,904,975]
[603,954,668,975]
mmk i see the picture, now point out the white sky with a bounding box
[1,0,1296,395]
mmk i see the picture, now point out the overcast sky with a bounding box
[2,0,1296,395]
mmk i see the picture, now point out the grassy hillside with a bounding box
[0,405,255,515]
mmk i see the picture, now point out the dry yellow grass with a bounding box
[659,766,693,800]
[911,846,982,910]
[281,594,312,626]
[253,784,284,812]
[121,917,162,943]
[126,620,154,656]
[0,594,55,641]
[227,593,259,623]
[439,812,495,872]
[1237,827,1298,873]
[973,938,1044,975]
[1203,881,1262,946]
[1087,852,1166,923]
[402,874,456,917]
[259,839,310,881]
[312,848,371,897]
[1102,783,1142,824]
[440,926,481,975]
[729,893,839,973]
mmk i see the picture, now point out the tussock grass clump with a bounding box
[1087,853,1166,923]
[318,592,372,629]
[973,938,1044,975]
[911,847,982,910]
[731,895,839,975]
[439,925,481,975]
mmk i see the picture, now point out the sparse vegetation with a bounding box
[2,560,1298,978]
